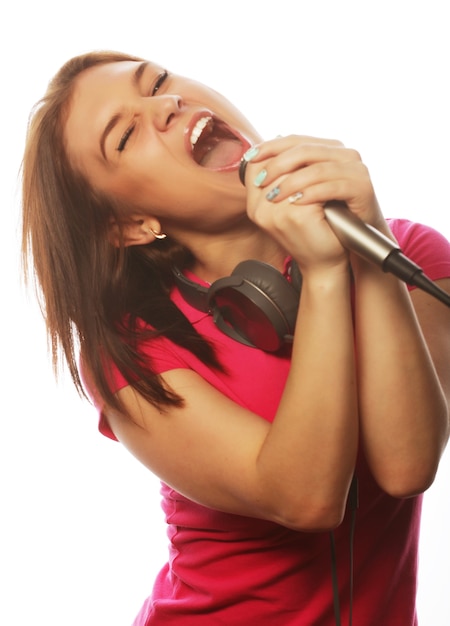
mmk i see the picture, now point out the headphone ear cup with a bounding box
[208,260,300,351]
[233,260,300,331]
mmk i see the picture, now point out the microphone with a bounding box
[239,158,450,307]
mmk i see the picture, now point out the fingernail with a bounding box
[253,169,267,187]
[288,192,303,203]
[266,186,281,201]
[243,146,259,162]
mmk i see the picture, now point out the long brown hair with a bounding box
[21,51,220,413]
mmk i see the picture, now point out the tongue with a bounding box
[200,139,243,169]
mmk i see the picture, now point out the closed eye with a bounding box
[152,70,169,95]
[116,70,169,152]
[117,123,135,152]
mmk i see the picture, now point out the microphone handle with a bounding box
[323,201,398,265]
[324,201,450,307]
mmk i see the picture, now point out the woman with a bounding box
[22,51,450,625]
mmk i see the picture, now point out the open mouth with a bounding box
[187,114,250,171]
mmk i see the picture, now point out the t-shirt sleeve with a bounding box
[84,333,193,441]
[107,334,191,392]
[387,218,450,284]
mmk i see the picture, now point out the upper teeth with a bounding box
[190,116,212,148]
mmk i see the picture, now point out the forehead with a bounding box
[64,61,144,165]
[77,59,143,90]
[69,60,145,118]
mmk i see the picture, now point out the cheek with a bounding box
[92,139,245,217]
[102,162,185,212]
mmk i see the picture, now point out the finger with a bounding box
[252,135,345,161]
[240,135,345,175]
[245,144,362,191]
[263,160,370,205]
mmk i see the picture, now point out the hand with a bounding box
[243,135,384,272]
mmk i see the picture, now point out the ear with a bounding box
[108,217,163,248]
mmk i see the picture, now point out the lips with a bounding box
[186,112,250,171]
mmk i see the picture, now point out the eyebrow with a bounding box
[99,61,150,161]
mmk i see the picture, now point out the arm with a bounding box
[351,261,450,497]
[106,262,358,532]
[240,135,450,498]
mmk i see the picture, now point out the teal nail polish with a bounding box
[266,187,281,201]
[243,146,259,162]
[253,169,267,187]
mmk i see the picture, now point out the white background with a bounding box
[1,1,449,624]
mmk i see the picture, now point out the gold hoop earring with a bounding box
[149,228,167,240]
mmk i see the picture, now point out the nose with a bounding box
[146,95,183,131]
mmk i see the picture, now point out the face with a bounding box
[64,60,262,231]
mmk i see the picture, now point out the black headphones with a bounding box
[172,260,302,352]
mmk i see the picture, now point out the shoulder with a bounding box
[387,218,450,280]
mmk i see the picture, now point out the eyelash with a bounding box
[116,70,170,152]
[152,70,169,95]
[117,125,135,152]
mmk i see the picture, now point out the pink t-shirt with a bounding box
[91,219,450,625]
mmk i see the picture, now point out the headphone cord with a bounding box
[330,475,359,626]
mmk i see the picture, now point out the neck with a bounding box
[182,226,287,284]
